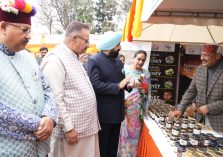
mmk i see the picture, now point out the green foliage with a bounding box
[91,0,118,34]
[37,0,130,34]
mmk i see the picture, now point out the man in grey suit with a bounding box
[169,44,223,133]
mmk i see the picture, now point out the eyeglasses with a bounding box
[74,35,89,44]
[6,22,31,34]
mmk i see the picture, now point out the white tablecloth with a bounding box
[144,116,177,157]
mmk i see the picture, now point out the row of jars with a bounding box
[148,99,223,156]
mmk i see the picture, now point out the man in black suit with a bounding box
[85,31,131,157]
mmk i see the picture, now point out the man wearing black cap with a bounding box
[169,44,223,134]
[85,31,132,157]
[0,0,58,156]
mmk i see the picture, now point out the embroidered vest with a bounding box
[0,50,46,156]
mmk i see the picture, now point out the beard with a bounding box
[108,49,120,58]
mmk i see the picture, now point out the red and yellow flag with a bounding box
[122,0,144,42]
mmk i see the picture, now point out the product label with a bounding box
[193,129,201,135]
[172,129,179,136]
[182,123,188,129]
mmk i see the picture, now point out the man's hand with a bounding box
[168,110,182,120]
[119,76,132,89]
[197,105,208,116]
[34,117,54,141]
[186,103,197,117]
[65,129,78,145]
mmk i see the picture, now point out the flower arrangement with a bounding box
[138,74,149,120]
[0,0,36,16]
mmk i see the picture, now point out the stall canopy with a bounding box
[146,0,223,26]
[134,23,223,43]
[135,0,223,43]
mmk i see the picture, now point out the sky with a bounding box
[27,0,50,34]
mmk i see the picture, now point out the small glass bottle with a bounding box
[181,119,188,129]
[200,134,210,147]
[193,124,202,135]
[188,118,196,129]
[170,135,179,146]
[179,134,189,146]
[189,134,199,147]
[177,144,186,157]
[174,118,182,127]
[172,126,180,136]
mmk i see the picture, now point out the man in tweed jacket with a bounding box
[41,21,100,157]
[169,44,223,133]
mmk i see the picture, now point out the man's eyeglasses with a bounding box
[74,35,89,44]
[6,22,31,34]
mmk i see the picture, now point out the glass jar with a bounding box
[180,134,189,146]
[166,118,173,129]
[182,119,188,129]
[159,113,165,122]
[180,128,188,135]
[193,124,202,135]
[158,121,165,129]
[172,126,180,136]
[189,134,199,146]
[174,118,181,127]
[185,147,196,157]
[170,135,179,146]
[200,134,210,147]
[177,144,186,157]
[174,141,180,153]
[188,128,194,137]
[209,135,218,147]
[188,118,196,129]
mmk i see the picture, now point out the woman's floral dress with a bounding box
[117,66,151,157]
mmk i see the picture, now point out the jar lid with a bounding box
[170,135,179,140]
[174,117,181,123]
[172,125,180,130]
[188,117,196,121]
[180,134,189,140]
[194,124,202,129]
[177,144,186,152]
[191,134,200,140]
[175,141,180,147]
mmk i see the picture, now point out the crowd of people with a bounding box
[0,0,223,157]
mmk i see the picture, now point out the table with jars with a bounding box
[138,99,223,157]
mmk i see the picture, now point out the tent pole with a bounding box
[206,26,216,43]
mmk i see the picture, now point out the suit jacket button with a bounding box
[33,99,38,104]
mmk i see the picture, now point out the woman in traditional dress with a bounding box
[117,50,151,157]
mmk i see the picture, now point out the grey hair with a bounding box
[65,21,89,37]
